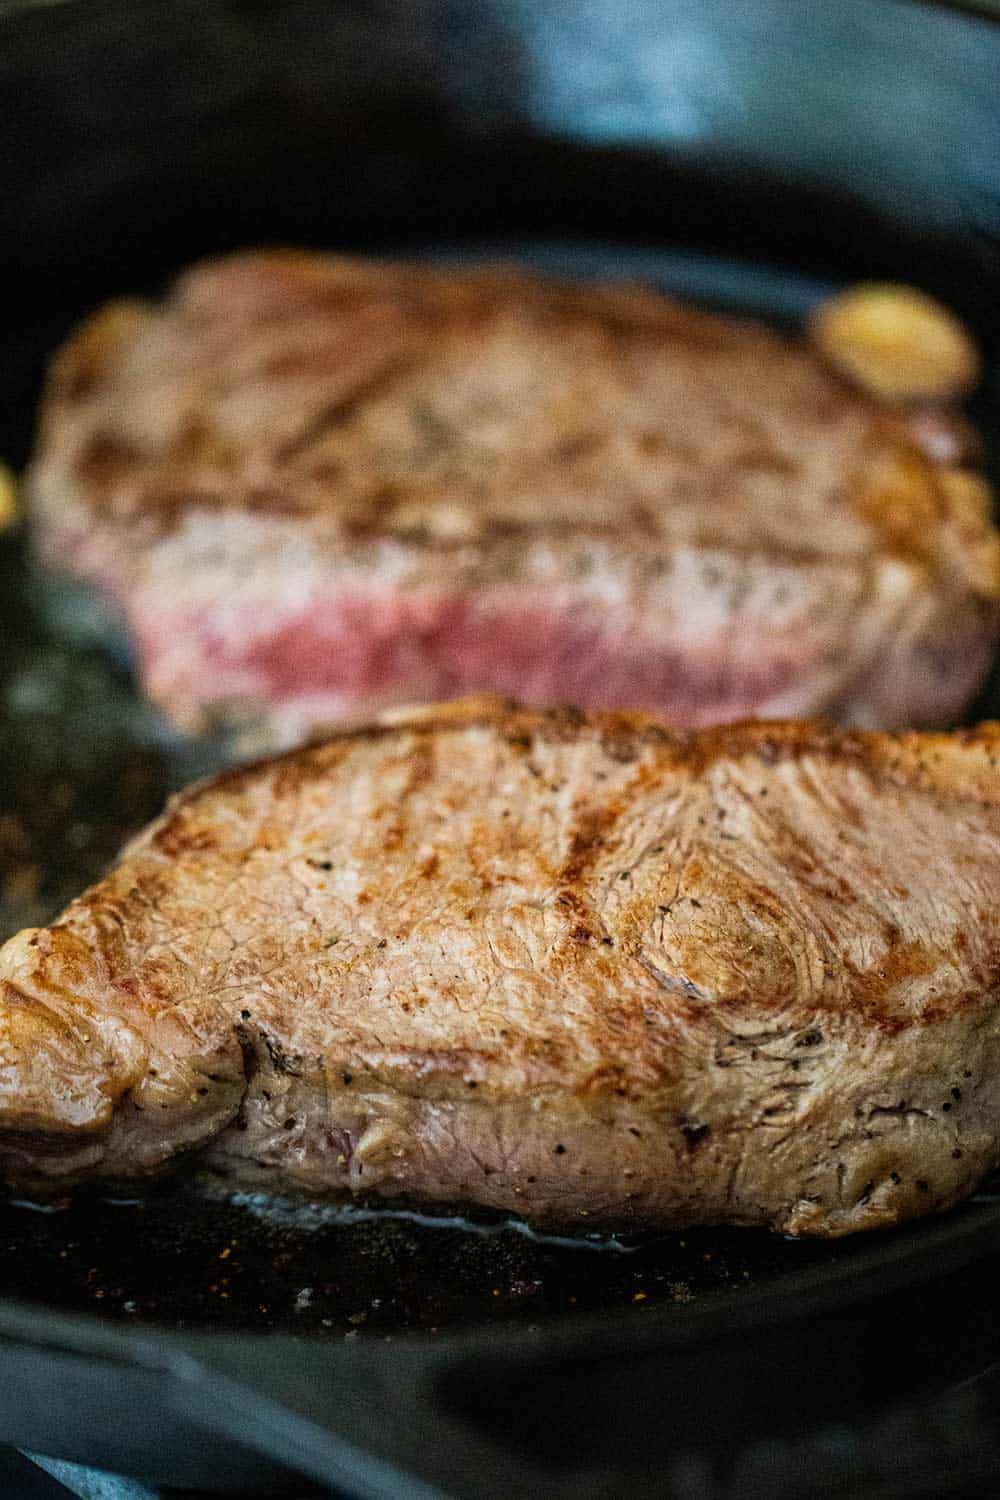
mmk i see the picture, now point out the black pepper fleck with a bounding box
[797,1030,823,1047]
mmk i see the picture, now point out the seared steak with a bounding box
[2,698,1000,1237]
[28,252,1000,747]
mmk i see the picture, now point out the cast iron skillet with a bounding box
[1,1,1000,1495]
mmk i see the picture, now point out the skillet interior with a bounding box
[2,241,1000,1345]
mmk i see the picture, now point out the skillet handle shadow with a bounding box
[170,1278,1000,1500]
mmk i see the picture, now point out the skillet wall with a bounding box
[1,0,999,478]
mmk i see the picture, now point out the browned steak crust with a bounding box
[2,699,1000,1237]
[26,252,1000,744]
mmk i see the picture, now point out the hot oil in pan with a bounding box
[0,1178,847,1335]
[2,1171,1000,1339]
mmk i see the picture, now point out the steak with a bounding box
[2,697,1000,1237]
[27,251,1000,748]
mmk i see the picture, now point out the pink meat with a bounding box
[27,251,1000,747]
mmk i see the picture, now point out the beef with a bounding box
[2,698,1000,1237]
[27,251,1000,749]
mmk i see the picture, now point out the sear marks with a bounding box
[2,702,1000,1236]
[25,252,1000,747]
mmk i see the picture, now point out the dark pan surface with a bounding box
[2,242,1000,1346]
[0,1177,899,1336]
[4,1173,1000,1341]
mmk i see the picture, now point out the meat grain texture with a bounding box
[27,252,1000,747]
[2,700,1000,1238]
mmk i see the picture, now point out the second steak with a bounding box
[28,253,1000,747]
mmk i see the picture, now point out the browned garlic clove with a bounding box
[810,283,979,404]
